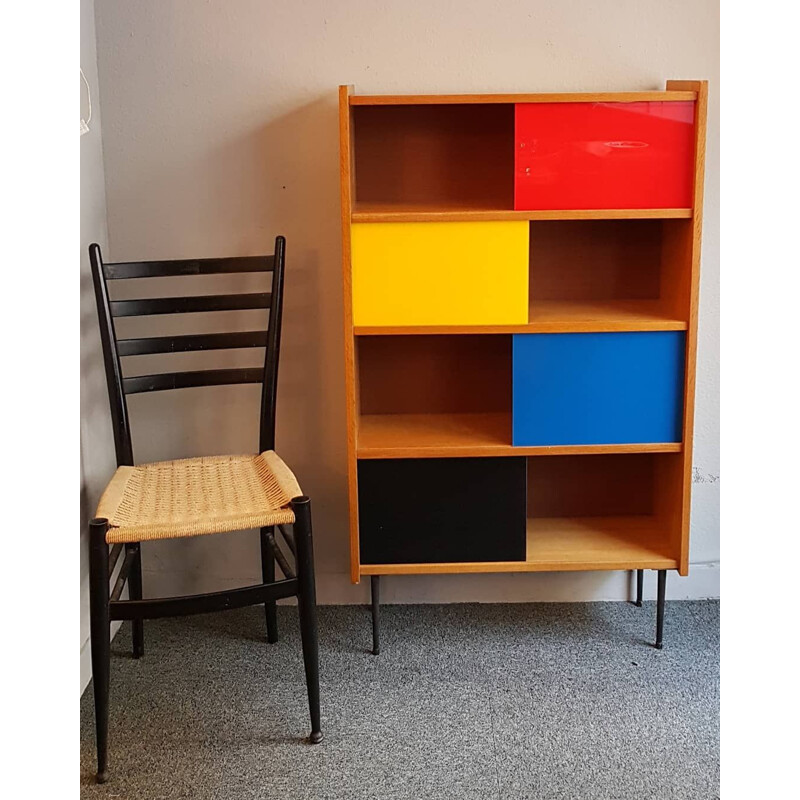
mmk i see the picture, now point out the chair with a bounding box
[87,236,322,784]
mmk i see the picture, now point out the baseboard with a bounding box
[134,562,719,618]
[313,561,720,605]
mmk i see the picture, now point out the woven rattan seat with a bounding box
[96,451,302,544]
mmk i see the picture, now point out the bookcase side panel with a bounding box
[666,80,708,575]
[339,85,361,584]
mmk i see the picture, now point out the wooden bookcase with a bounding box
[339,82,707,597]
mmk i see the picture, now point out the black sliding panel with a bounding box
[358,457,527,564]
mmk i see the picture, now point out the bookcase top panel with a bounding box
[348,91,697,106]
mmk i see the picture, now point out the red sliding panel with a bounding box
[515,102,695,210]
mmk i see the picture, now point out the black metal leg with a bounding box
[127,542,144,657]
[89,518,111,783]
[655,569,667,649]
[260,527,278,643]
[371,575,381,656]
[291,497,323,744]
[635,569,644,607]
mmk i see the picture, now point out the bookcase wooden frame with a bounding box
[339,82,707,594]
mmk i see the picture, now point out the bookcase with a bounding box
[338,82,707,650]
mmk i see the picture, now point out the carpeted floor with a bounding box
[80,601,719,799]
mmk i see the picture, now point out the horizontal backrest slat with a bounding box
[110,293,271,317]
[104,256,273,279]
[123,368,265,394]
[117,331,269,356]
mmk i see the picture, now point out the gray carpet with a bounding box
[80,601,719,799]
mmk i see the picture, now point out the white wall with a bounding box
[92,0,719,604]
[81,0,120,693]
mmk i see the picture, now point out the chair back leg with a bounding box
[126,542,145,657]
[291,496,323,743]
[89,518,111,783]
[260,527,279,643]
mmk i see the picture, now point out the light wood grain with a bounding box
[527,299,686,331]
[356,412,682,459]
[339,85,361,585]
[352,202,693,223]
[358,412,509,457]
[360,516,677,575]
[354,299,687,336]
[525,516,676,570]
[666,79,708,577]
[350,91,697,106]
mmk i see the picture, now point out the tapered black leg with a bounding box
[89,518,111,783]
[127,542,144,657]
[371,576,381,656]
[291,497,322,744]
[635,569,644,607]
[260,527,279,643]
[655,569,667,649]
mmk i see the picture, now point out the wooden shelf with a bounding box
[524,516,676,570]
[356,412,681,459]
[358,412,508,458]
[527,299,687,332]
[359,515,677,575]
[350,91,697,106]
[352,202,693,224]
[355,299,687,336]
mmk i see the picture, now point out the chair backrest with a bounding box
[89,237,286,467]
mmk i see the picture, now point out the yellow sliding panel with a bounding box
[352,221,529,327]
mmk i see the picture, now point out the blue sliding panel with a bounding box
[512,332,685,446]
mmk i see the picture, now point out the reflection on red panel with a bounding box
[515,102,695,210]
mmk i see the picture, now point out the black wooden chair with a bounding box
[87,236,321,784]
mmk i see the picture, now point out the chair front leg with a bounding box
[126,542,144,657]
[260,526,279,643]
[291,496,322,743]
[89,518,111,783]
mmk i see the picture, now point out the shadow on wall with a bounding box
[79,464,91,624]
[81,267,117,513]
[81,259,119,651]
[101,95,353,598]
